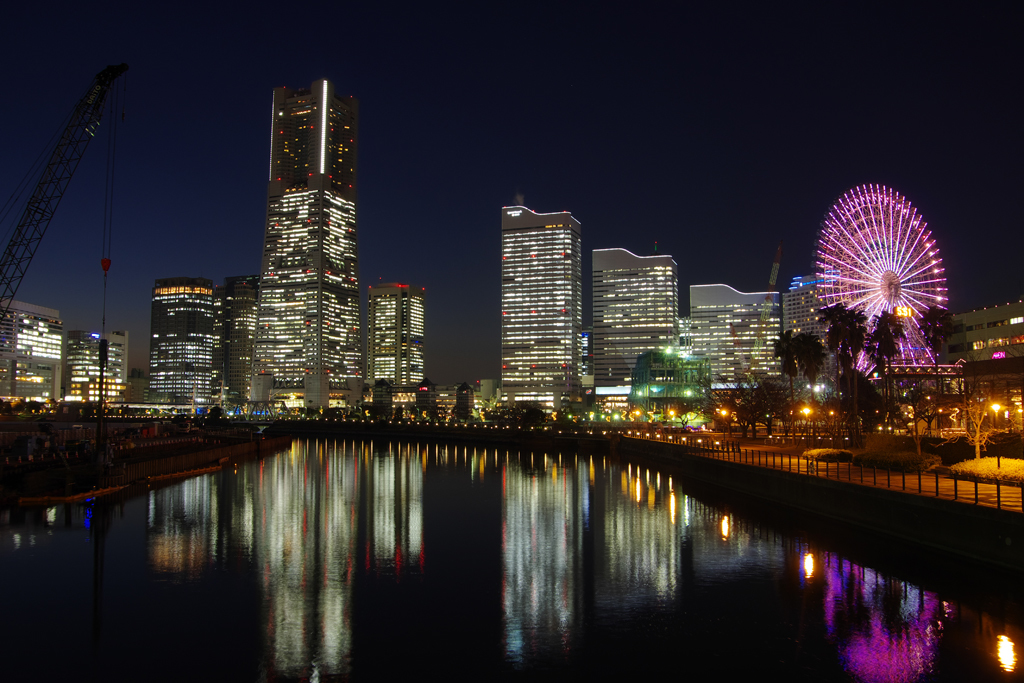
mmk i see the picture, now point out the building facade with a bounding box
[0,301,63,401]
[253,79,361,408]
[782,275,826,338]
[213,275,259,405]
[945,299,1024,363]
[148,277,215,405]
[367,282,425,384]
[500,206,582,407]
[689,284,780,384]
[64,330,127,402]
[592,248,679,402]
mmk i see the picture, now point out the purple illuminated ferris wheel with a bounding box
[815,184,948,367]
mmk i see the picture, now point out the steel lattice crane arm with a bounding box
[0,63,128,319]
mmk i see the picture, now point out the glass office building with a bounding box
[501,206,582,407]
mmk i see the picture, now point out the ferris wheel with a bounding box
[815,184,948,367]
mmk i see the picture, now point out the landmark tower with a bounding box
[253,79,360,408]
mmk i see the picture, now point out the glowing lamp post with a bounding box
[720,408,731,436]
[802,407,812,445]
[992,404,1002,467]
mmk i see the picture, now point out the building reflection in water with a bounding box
[820,552,943,683]
[597,462,682,613]
[144,438,424,679]
[135,439,1023,679]
[502,452,585,665]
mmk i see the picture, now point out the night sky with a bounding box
[2,2,1021,385]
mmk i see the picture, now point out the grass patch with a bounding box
[852,451,939,472]
[805,448,853,462]
[949,457,1024,483]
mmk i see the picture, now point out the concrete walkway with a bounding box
[639,432,1024,513]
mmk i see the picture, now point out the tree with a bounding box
[899,385,941,456]
[821,304,868,443]
[866,311,905,428]
[793,332,827,396]
[773,329,799,403]
[919,305,954,393]
[956,395,1004,459]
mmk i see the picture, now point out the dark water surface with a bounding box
[2,438,1023,682]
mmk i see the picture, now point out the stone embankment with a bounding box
[615,435,1024,573]
[7,435,293,505]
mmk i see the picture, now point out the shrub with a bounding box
[805,448,853,462]
[862,434,915,453]
[950,457,1024,483]
[852,451,939,472]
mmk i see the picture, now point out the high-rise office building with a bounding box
[149,277,215,404]
[783,275,826,338]
[213,275,259,405]
[500,206,582,407]
[253,79,360,408]
[690,284,780,384]
[64,330,127,402]
[0,301,63,400]
[367,282,425,384]
[592,248,679,400]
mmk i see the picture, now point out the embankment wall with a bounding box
[616,436,1024,573]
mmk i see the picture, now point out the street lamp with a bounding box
[992,404,1003,468]
[802,406,812,445]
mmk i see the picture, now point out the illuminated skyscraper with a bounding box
[500,206,582,407]
[367,282,425,384]
[149,277,215,404]
[252,79,360,408]
[689,284,780,383]
[213,275,259,405]
[0,301,63,400]
[592,248,679,401]
[782,275,826,338]
[64,330,127,402]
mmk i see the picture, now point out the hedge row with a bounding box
[950,458,1024,483]
[804,448,853,462]
[853,451,940,472]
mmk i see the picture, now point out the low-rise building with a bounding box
[945,299,1024,363]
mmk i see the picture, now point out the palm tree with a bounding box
[773,329,799,403]
[794,332,827,394]
[820,304,848,398]
[844,308,868,444]
[866,311,905,428]
[919,305,954,393]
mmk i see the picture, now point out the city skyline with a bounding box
[2,4,1020,385]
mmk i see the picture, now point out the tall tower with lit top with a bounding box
[252,79,361,408]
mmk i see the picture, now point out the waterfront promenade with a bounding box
[629,431,1024,513]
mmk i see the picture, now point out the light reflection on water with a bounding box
[4,438,1023,681]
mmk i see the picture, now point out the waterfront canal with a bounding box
[2,438,1022,681]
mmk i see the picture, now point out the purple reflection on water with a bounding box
[822,552,944,682]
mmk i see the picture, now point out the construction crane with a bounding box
[750,241,783,369]
[0,63,128,320]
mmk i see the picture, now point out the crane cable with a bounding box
[100,74,125,336]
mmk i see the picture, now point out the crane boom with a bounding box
[0,63,128,319]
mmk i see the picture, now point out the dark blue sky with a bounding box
[2,1,1021,384]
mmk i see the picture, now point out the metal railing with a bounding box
[628,433,1024,513]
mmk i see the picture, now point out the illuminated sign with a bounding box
[506,210,522,217]
[992,351,1007,359]
[895,306,914,318]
